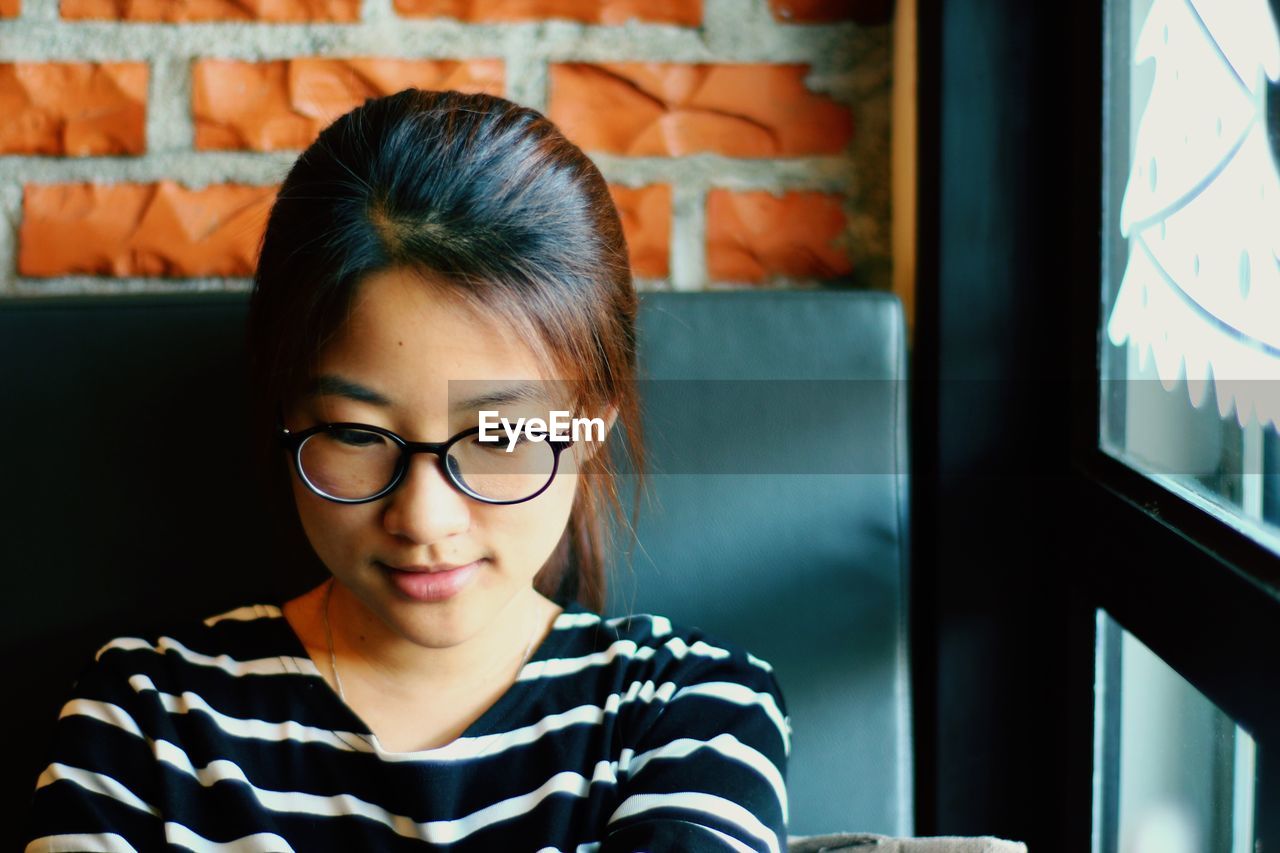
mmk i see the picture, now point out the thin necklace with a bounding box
[322,577,540,704]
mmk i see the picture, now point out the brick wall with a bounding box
[0,0,894,296]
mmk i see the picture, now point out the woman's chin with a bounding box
[375,573,501,645]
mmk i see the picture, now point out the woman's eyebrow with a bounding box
[305,374,551,412]
[306,374,393,406]
[450,382,551,412]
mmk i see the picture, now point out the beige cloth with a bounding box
[788,834,1028,853]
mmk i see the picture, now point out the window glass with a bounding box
[1101,0,1280,553]
[1093,611,1257,853]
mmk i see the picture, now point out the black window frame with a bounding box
[913,2,1280,849]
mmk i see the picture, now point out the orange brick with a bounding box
[193,59,504,151]
[706,189,852,282]
[61,0,360,22]
[0,0,19,17]
[609,184,670,278]
[0,63,147,156]
[393,0,699,24]
[548,63,852,157]
[770,0,892,23]
[20,182,277,277]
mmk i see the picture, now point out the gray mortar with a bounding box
[0,0,893,295]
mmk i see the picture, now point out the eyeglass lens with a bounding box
[297,427,559,502]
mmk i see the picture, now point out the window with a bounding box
[1101,0,1280,554]
[1092,611,1257,853]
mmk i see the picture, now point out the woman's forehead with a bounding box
[301,372,578,412]
[333,269,554,376]
[294,266,591,421]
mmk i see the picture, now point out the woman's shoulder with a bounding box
[552,601,793,770]
[552,600,785,698]
[85,601,310,682]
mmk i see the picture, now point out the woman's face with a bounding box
[283,266,593,649]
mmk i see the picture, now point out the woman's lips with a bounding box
[380,560,482,602]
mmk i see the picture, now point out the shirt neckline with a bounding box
[268,598,591,761]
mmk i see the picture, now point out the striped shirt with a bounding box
[24,600,791,852]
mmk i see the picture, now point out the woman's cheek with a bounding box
[509,477,578,569]
[293,489,366,571]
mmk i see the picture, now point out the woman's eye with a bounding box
[334,429,381,447]
[471,433,529,451]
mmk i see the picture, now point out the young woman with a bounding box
[24,89,790,852]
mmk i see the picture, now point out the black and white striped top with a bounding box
[25,600,791,852]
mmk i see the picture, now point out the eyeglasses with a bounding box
[278,419,575,505]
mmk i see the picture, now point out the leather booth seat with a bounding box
[1,289,912,845]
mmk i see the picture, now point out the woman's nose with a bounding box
[381,452,472,543]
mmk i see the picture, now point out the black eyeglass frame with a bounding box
[277,417,576,506]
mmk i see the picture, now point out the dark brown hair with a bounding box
[245,88,644,612]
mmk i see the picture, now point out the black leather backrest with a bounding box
[2,293,281,835]
[1,289,910,838]
[606,291,911,835]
